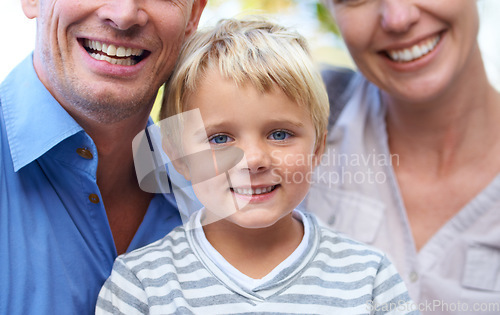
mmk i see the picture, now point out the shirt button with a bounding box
[76,148,93,159]
[89,194,100,204]
[328,215,336,225]
[409,271,419,283]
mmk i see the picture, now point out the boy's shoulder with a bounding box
[306,212,385,260]
[117,225,190,266]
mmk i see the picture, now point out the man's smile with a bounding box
[80,38,149,66]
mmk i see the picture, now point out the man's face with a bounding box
[23,0,206,123]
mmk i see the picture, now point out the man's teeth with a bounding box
[233,186,276,196]
[388,35,440,63]
[88,52,135,66]
[84,39,144,66]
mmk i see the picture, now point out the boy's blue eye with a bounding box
[209,134,231,144]
[269,130,291,141]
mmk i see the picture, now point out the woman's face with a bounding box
[328,0,481,104]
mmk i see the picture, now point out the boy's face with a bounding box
[179,69,325,229]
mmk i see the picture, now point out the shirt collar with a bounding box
[1,54,83,172]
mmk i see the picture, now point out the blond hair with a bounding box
[160,18,329,146]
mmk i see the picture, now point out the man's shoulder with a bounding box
[0,97,10,165]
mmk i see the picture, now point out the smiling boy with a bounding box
[96,18,415,314]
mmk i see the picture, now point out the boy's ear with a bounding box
[21,0,39,19]
[162,140,192,182]
[312,131,327,168]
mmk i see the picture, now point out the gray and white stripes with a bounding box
[97,212,415,314]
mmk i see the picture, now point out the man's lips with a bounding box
[80,38,150,66]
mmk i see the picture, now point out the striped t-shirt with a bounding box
[96,211,416,314]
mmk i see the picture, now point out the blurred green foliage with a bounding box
[207,0,339,37]
[315,2,340,36]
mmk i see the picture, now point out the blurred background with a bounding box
[1,0,499,90]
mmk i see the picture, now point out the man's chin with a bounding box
[61,82,156,123]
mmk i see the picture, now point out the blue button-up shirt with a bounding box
[0,55,183,314]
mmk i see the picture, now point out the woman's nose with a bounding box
[380,0,420,34]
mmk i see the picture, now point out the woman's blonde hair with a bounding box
[160,17,329,145]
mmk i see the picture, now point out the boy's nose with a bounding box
[380,0,420,34]
[240,142,272,174]
[97,0,148,31]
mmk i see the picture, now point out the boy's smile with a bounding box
[179,69,324,229]
[230,184,279,201]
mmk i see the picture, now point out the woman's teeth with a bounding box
[233,186,276,196]
[387,34,441,63]
[83,39,144,66]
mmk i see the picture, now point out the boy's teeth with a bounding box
[387,34,441,63]
[83,39,144,65]
[233,186,276,195]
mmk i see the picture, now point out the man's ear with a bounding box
[184,0,207,37]
[312,131,327,168]
[21,0,39,19]
[162,140,192,182]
